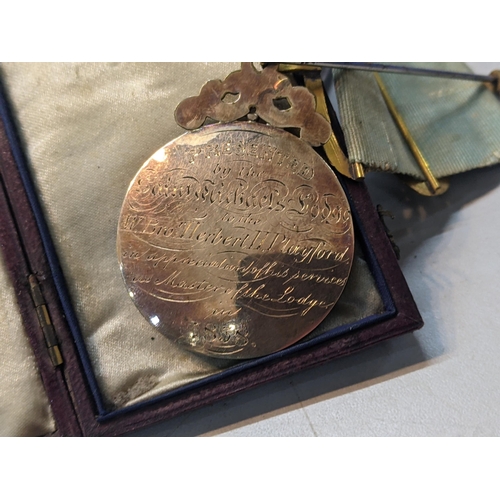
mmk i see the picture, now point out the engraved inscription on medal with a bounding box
[118,122,354,359]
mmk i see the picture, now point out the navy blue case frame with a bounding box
[0,73,423,436]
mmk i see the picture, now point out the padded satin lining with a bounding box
[0,250,55,436]
[0,63,384,411]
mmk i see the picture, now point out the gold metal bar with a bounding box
[374,73,440,194]
[36,304,51,327]
[351,162,365,180]
[28,274,63,367]
[48,346,63,367]
[304,76,364,180]
[276,63,323,73]
[29,274,45,307]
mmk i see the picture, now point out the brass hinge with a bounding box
[28,274,63,367]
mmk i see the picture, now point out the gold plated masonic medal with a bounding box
[117,63,354,359]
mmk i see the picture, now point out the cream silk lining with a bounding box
[0,251,55,436]
[0,63,384,413]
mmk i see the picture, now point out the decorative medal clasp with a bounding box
[174,62,331,147]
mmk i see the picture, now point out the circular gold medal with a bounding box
[118,122,354,358]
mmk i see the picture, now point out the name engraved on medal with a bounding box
[181,139,315,180]
[118,123,354,358]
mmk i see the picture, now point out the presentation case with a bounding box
[0,63,422,436]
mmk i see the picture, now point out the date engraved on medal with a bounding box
[118,122,354,359]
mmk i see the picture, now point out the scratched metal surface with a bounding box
[118,122,354,359]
